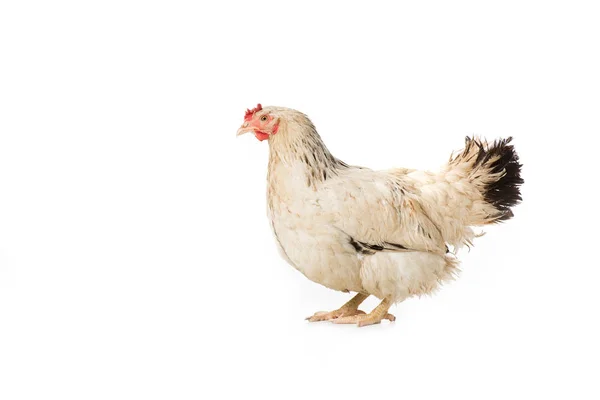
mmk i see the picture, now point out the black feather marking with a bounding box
[475,136,524,221]
[456,137,524,222]
[384,242,408,250]
[348,237,375,255]
[349,237,363,252]
[348,237,411,255]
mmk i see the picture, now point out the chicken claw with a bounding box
[332,297,395,327]
[306,309,366,322]
[332,312,396,327]
[306,293,368,322]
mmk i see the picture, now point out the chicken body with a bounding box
[238,105,523,326]
[268,162,457,300]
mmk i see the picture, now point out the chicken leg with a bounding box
[333,297,396,327]
[306,293,369,322]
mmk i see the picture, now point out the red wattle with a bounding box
[255,131,270,141]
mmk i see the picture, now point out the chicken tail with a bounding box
[449,136,524,223]
[406,136,523,249]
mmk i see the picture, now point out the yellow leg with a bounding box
[333,297,396,327]
[306,293,369,322]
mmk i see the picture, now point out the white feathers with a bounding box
[261,107,519,302]
[361,252,459,302]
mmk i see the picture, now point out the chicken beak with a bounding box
[236,122,253,137]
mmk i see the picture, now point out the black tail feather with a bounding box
[466,136,524,222]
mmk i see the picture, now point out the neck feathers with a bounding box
[268,115,347,187]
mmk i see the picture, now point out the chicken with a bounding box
[237,104,524,327]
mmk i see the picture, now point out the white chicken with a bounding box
[237,104,523,327]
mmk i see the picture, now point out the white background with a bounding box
[1,1,599,399]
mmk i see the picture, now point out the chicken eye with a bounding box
[260,115,268,122]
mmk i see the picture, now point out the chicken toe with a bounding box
[332,297,395,327]
[306,293,368,322]
[306,309,366,322]
[332,312,396,326]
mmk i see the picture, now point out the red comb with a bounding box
[244,103,262,121]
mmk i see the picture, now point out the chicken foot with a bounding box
[306,293,369,322]
[333,297,396,327]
